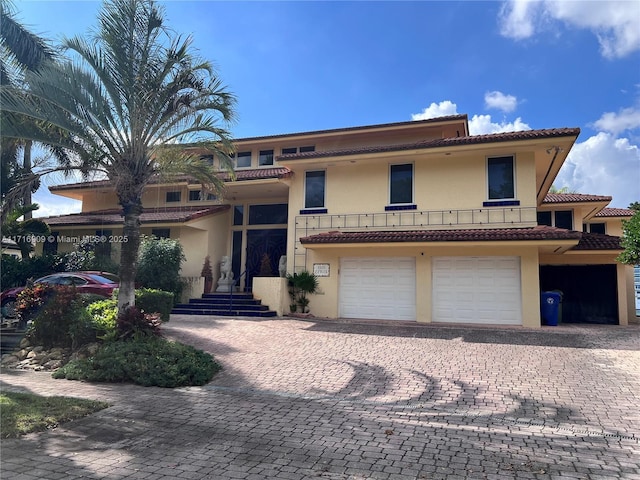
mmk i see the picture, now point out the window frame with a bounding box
[259,149,274,166]
[303,170,326,210]
[166,191,181,203]
[235,151,252,169]
[388,163,414,206]
[487,155,516,201]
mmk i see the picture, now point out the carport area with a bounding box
[540,264,618,325]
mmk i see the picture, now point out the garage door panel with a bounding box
[340,257,416,321]
[433,256,521,325]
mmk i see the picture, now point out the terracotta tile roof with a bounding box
[231,115,469,143]
[543,193,612,204]
[594,207,634,217]
[300,226,581,245]
[49,168,292,192]
[279,128,580,160]
[572,232,622,250]
[42,205,230,227]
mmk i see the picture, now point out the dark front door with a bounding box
[539,265,618,324]
[246,229,287,291]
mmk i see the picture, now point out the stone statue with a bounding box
[278,255,287,278]
[216,255,235,292]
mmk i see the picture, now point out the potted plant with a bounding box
[286,270,318,314]
[201,256,213,294]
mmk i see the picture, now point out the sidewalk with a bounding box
[2,317,639,479]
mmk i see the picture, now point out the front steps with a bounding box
[171,292,277,317]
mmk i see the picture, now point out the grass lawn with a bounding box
[1,391,109,438]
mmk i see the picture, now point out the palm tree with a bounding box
[1,0,236,313]
[1,203,50,258]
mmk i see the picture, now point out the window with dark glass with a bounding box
[233,205,244,225]
[248,204,288,225]
[537,211,552,226]
[200,154,214,166]
[305,171,325,209]
[390,164,413,205]
[554,210,573,230]
[236,151,251,168]
[152,228,170,239]
[95,229,112,257]
[282,147,297,155]
[189,190,202,201]
[259,149,274,166]
[299,146,315,153]
[43,231,58,255]
[488,156,515,200]
[166,191,181,202]
[589,223,606,234]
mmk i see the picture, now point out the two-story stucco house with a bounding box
[37,114,637,327]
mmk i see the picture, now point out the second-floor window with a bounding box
[390,163,413,205]
[259,149,274,166]
[236,151,251,168]
[166,191,181,202]
[537,210,573,230]
[487,156,515,200]
[189,190,217,201]
[583,223,606,234]
[305,171,325,209]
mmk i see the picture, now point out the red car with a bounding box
[1,271,119,319]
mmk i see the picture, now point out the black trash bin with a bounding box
[541,291,562,326]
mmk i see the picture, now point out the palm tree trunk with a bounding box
[22,140,32,218]
[118,199,142,314]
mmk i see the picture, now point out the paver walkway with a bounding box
[1,316,639,479]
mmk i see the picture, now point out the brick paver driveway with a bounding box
[1,316,639,479]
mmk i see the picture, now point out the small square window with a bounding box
[537,211,552,226]
[282,147,297,155]
[152,228,170,239]
[390,164,413,205]
[166,191,181,202]
[488,156,515,200]
[236,151,251,168]
[555,210,573,230]
[589,223,606,234]
[259,149,274,166]
[189,190,202,201]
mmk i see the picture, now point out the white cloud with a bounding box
[484,91,518,113]
[411,100,459,120]
[498,0,640,59]
[32,191,81,218]
[592,107,640,135]
[554,132,640,208]
[468,115,531,135]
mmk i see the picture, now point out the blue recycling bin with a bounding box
[541,291,562,326]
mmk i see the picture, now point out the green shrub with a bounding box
[136,236,185,305]
[0,254,64,289]
[86,299,118,338]
[135,289,173,322]
[117,306,162,340]
[17,285,97,349]
[53,337,221,387]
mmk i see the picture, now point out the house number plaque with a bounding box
[313,263,330,277]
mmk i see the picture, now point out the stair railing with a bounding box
[229,270,248,313]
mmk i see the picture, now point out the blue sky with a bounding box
[13,0,640,214]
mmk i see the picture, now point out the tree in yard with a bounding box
[0,203,50,258]
[617,202,640,266]
[1,0,236,314]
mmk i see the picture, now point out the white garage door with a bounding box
[340,257,416,321]
[432,256,521,325]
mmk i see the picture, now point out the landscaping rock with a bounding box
[1,355,19,366]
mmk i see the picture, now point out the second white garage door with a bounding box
[340,257,416,321]
[432,256,522,325]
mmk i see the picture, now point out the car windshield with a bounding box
[86,274,117,284]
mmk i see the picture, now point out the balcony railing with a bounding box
[296,206,537,231]
[292,206,538,272]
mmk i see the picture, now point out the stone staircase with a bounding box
[171,292,277,317]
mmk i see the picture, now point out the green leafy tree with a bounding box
[0,203,49,257]
[617,202,640,266]
[1,0,236,314]
[136,236,185,304]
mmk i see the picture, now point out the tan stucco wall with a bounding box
[252,277,289,315]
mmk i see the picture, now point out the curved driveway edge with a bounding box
[1,316,639,479]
